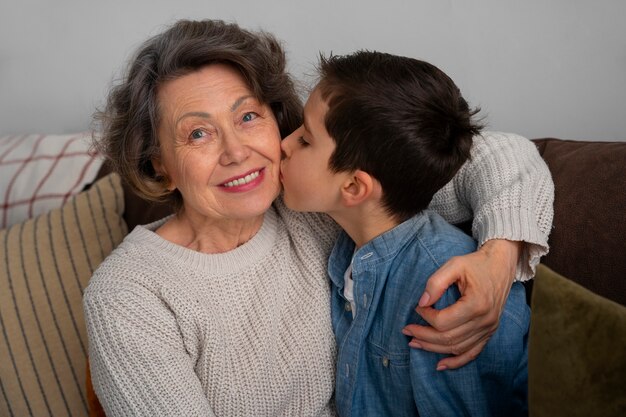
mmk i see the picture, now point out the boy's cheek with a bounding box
[282,188,304,211]
[281,178,311,212]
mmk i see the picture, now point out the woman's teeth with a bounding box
[223,170,260,187]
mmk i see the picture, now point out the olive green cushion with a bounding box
[529,264,626,417]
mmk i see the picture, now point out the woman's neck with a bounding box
[155,210,265,254]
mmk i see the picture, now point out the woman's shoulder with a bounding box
[470,131,535,157]
[85,226,170,297]
[273,195,339,242]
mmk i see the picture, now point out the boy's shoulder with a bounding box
[328,210,477,285]
[410,210,477,267]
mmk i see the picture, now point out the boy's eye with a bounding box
[242,112,258,122]
[297,136,310,147]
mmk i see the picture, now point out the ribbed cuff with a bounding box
[473,206,550,282]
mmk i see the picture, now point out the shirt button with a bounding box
[345,302,352,312]
[382,357,389,367]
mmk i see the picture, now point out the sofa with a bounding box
[1,134,624,417]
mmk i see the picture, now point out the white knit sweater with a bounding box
[430,131,554,279]
[84,131,554,416]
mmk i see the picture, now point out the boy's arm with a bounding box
[409,287,491,417]
[404,131,554,369]
[409,284,529,417]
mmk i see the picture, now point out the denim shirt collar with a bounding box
[328,212,429,289]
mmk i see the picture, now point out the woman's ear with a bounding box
[151,155,164,175]
[152,157,175,191]
[340,170,376,207]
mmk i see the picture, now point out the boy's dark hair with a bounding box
[317,50,483,221]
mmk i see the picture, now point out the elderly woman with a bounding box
[84,19,553,416]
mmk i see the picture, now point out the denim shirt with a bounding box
[329,211,529,417]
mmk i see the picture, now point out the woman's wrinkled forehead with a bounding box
[154,64,264,121]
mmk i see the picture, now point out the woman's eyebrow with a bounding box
[176,111,210,125]
[230,95,255,112]
[174,95,256,125]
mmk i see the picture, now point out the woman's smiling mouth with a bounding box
[221,169,264,189]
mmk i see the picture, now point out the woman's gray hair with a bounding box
[93,19,302,210]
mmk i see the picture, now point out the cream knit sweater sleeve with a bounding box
[83,255,217,417]
[429,131,554,281]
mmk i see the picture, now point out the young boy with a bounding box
[280,51,529,417]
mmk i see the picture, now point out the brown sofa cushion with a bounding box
[533,138,626,305]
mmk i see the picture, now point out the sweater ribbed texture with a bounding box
[84,201,338,416]
[430,131,554,280]
[84,131,553,416]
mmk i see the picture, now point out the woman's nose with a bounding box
[219,131,250,165]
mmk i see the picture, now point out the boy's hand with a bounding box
[402,239,521,370]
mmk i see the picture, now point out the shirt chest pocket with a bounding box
[361,341,414,407]
[363,301,423,366]
[365,339,410,369]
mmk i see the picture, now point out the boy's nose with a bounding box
[281,130,298,157]
[280,135,292,158]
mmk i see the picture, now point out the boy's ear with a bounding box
[340,170,378,207]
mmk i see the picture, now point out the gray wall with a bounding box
[1,0,625,141]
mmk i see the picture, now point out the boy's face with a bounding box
[280,88,346,213]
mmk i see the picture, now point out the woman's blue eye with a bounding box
[190,129,205,140]
[242,112,257,122]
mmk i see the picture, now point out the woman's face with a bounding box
[154,64,282,222]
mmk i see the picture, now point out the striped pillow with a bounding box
[0,173,127,417]
[0,132,103,229]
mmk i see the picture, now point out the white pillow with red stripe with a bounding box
[0,132,103,229]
